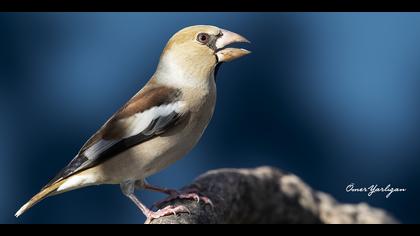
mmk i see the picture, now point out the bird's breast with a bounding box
[94,85,217,183]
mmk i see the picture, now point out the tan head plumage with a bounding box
[155,25,250,86]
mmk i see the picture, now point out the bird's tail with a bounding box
[15,179,65,218]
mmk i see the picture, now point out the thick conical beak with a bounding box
[215,29,251,63]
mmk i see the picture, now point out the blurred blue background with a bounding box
[1,13,419,223]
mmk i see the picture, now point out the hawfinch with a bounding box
[15,25,250,221]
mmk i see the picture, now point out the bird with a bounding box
[15,25,250,221]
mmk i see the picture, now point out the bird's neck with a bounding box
[154,52,215,90]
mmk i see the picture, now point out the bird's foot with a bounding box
[153,188,213,209]
[145,205,190,224]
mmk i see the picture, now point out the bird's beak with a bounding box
[215,29,251,63]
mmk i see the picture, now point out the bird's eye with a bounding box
[197,33,210,44]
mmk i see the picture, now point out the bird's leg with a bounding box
[142,181,180,196]
[120,181,190,223]
[145,182,213,209]
[154,187,214,209]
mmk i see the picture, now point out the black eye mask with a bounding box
[207,35,219,51]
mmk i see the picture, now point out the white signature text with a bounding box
[346,183,406,198]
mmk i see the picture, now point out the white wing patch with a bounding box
[83,101,185,159]
[122,101,185,138]
[84,139,118,160]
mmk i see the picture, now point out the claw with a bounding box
[153,189,213,209]
[200,196,214,208]
[146,205,190,223]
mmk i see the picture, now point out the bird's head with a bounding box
[155,25,250,86]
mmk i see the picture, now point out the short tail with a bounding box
[15,179,65,218]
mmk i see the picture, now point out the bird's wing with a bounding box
[43,84,187,189]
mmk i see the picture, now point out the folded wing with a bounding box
[43,85,186,189]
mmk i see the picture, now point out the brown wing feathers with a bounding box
[43,85,182,189]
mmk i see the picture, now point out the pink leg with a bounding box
[144,184,213,209]
[126,192,190,223]
[121,181,189,223]
[144,183,179,196]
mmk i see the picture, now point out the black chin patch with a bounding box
[214,62,223,82]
